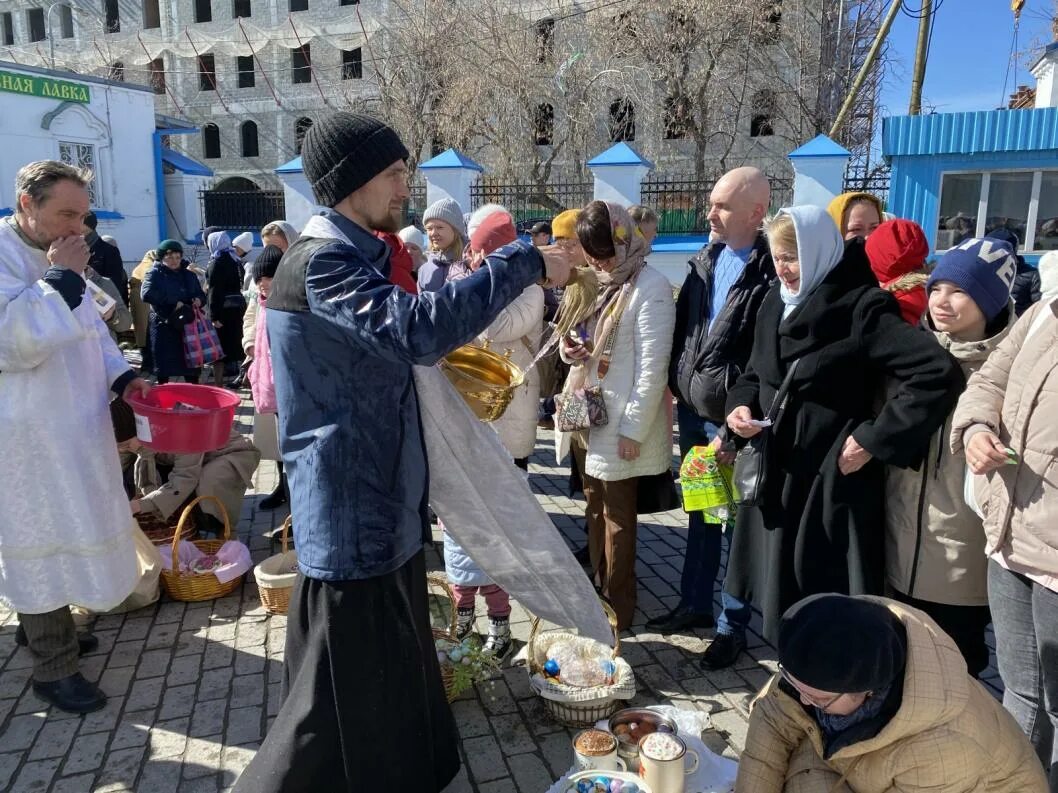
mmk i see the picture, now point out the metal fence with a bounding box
[200,190,285,233]
[843,162,891,205]
[641,176,714,234]
[469,179,593,226]
[403,183,427,227]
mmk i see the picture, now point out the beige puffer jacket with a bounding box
[951,299,1058,586]
[885,307,1015,605]
[736,599,1047,793]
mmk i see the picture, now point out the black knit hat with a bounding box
[302,112,409,208]
[251,245,284,283]
[778,594,907,694]
[110,398,138,443]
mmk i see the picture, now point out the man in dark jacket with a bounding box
[648,167,774,652]
[83,211,128,306]
[231,112,570,793]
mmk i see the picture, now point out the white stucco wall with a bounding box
[0,64,159,269]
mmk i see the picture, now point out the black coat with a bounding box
[206,251,246,362]
[670,233,774,423]
[141,261,206,378]
[89,235,129,307]
[722,241,964,642]
[1012,259,1042,317]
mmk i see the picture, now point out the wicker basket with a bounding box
[136,499,197,546]
[427,574,459,703]
[159,495,244,603]
[527,601,628,727]
[254,517,297,615]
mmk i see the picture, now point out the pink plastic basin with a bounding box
[126,383,240,454]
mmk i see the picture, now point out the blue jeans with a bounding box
[676,402,751,636]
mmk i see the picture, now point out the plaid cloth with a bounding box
[183,307,223,368]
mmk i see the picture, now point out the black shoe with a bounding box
[15,625,99,656]
[573,545,591,565]
[32,673,106,714]
[700,632,746,670]
[259,487,288,511]
[646,605,715,634]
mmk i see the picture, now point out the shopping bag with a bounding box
[183,307,223,368]
[680,445,736,524]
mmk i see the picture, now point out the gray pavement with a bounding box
[0,399,1002,791]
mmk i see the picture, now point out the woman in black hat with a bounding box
[736,594,1047,793]
[140,239,206,384]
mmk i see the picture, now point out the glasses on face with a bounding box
[777,664,845,710]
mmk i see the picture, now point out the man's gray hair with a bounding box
[629,204,658,225]
[14,160,93,214]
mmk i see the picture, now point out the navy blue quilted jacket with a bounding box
[267,210,544,581]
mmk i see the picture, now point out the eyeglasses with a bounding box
[777,664,846,711]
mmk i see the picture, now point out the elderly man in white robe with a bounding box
[0,160,147,713]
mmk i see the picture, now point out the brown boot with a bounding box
[212,361,225,388]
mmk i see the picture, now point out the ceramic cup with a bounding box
[573,728,627,773]
[638,733,699,793]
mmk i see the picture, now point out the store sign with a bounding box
[0,70,90,104]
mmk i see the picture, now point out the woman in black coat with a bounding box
[140,239,207,384]
[205,232,247,386]
[718,206,964,649]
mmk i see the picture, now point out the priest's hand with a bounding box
[123,377,151,401]
[838,435,873,475]
[47,236,90,274]
[539,245,572,288]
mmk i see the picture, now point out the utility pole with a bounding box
[829,0,903,140]
[908,0,932,114]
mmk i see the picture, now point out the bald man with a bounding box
[656,167,775,669]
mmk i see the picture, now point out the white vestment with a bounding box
[0,220,138,613]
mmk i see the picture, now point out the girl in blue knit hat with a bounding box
[885,236,1018,676]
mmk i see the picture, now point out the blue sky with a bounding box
[879,0,1055,116]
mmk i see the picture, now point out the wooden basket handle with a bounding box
[172,494,232,562]
[280,515,292,554]
[526,599,620,675]
[426,573,458,637]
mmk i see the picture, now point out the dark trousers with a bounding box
[18,608,79,682]
[574,442,639,631]
[233,551,460,792]
[890,589,992,677]
[988,559,1058,789]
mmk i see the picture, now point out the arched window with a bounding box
[241,121,259,158]
[609,99,635,143]
[750,90,775,137]
[109,61,125,82]
[533,103,554,146]
[203,124,221,159]
[295,117,313,155]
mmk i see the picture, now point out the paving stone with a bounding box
[202,643,234,671]
[111,710,153,750]
[224,706,262,745]
[462,735,508,783]
[507,752,554,793]
[229,674,263,709]
[151,718,191,759]
[137,760,182,793]
[10,757,61,791]
[182,736,223,779]
[2,713,45,751]
[190,699,227,738]
[451,699,491,739]
[63,731,111,775]
[109,639,147,669]
[489,713,536,756]
[0,752,23,790]
[27,717,78,760]
[126,677,165,713]
[137,649,174,680]
[198,668,233,701]
[51,773,98,792]
[159,683,197,721]
[95,746,147,790]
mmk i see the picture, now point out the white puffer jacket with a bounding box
[560,265,676,481]
[478,284,545,460]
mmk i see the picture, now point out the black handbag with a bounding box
[732,359,800,507]
[637,470,680,514]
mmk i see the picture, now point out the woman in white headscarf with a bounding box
[717,206,964,647]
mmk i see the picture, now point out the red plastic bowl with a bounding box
[126,384,240,454]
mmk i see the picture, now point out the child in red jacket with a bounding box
[865,219,930,326]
